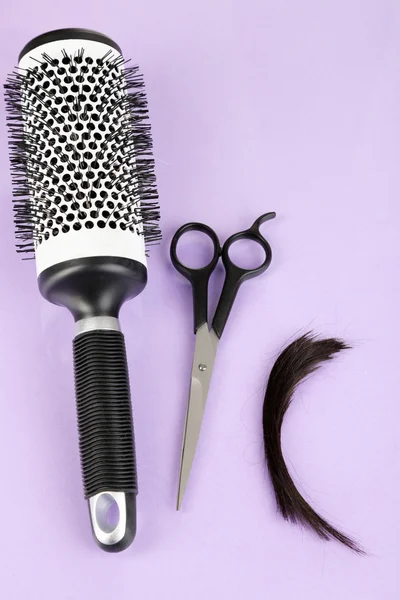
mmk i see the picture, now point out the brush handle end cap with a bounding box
[88,491,136,552]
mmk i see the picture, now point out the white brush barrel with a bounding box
[18,30,148,275]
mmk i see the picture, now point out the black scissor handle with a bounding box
[212,212,276,338]
[170,222,221,333]
[221,212,275,277]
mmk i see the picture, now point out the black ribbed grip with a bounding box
[73,330,137,499]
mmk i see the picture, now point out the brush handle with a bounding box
[73,325,137,552]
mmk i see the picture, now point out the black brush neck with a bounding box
[38,256,147,321]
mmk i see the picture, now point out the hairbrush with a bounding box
[4,28,160,551]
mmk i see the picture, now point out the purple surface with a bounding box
[0,1,399,598]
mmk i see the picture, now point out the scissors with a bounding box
[170,212,276,509]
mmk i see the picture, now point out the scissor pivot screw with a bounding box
[198,364,207,371]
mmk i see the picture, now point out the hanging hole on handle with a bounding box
[228,238,267,270]
[175,230,216,269]
[95,493,120,533]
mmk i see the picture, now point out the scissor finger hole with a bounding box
[228,238,267,270]
[175,230,217,269]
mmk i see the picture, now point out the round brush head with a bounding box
[5,29,160,276]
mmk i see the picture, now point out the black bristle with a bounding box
[4,49,161,255]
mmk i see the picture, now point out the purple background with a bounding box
[0,1,399,598]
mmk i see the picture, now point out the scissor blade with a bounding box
[177,324,218,510]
